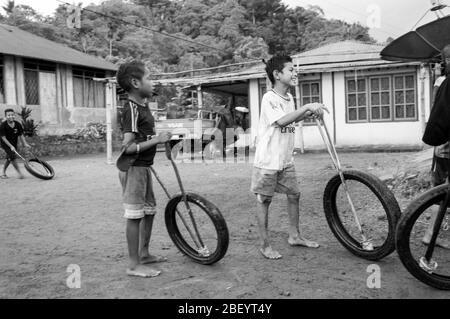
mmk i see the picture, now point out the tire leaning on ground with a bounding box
[323,170,401,261]
[24,158,55,180]
[165,192,229,265]
[396,184,450,290]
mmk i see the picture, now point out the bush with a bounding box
[18,106,39,137]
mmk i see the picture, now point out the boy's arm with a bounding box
[122,132,171,155]
[275,103,328,127]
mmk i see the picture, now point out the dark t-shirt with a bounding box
[121,100,157,166]
[0,120,24,150]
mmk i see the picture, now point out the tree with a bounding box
[2,0,15,15]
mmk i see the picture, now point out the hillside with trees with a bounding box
[0,0,375,74]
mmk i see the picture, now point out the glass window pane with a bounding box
[303,97,311,105]
[302,84,310,96]
[371,93,380,106]
[371,78,379,91]
[406,90,415,104]
[358,93,366,106]
[395,77,404,89]
[405,75,414,88]
[371,107,380,119]
[348,94,356,107]
[381,92,390,105]
[406,104,415,118]
[25,70,39,105]
[396,105,404,118]
[359,107,367,120]
[357,79,365,92]
[382,106,390,119]
[395,91,405,104]
[312,96,320,103]
[73,77,84,107]
[311,83,319,95]
[349,108,357,121]
[381,77,390,90]
[348,80,356,93]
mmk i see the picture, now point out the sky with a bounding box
[4,0,449,42]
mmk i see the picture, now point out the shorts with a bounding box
[432,157,449,186]
[1,146,16,161]
[250,165,300,197]
[119,166,157,219]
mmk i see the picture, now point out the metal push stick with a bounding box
[314,118,374,251]
[149,141,210,256]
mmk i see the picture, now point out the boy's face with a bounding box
[133,68,154,99]
[5,111,15,122]
[275,62,297,87]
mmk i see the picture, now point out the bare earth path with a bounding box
[0,151,449,299]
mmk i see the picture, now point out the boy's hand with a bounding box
[10,146,15,152]
[306,103,329,118]
[157,132,172,144]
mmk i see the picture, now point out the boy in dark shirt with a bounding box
[0,109,30,179]
[117,61,172,278]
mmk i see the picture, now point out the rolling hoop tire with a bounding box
[165,192,229,265]
[396,185,450,290]
[323,170,401,261]
[24,158,55,180]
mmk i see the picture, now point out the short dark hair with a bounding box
[4,108,14,115]
[443,44,450,60]
[263,55,293,85]
[116,61,146,93]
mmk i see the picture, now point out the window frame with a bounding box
[298,80,322,126]
[72,67,106,108]
[345,72,418,124]
[345,77,369,123]
[368,76,393,122]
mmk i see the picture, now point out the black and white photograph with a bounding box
[0,0,450,304]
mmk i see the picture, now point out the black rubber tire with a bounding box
[24,158,55,180]
[396,184,450,290]
[165,192,229,265]
[323,170,401,261]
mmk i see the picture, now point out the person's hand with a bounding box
[307,103,329,118]
[10,146,15,152]
[157,132,172,144]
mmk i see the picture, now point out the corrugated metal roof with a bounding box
[154,41,421,86]
[0,24,117,71]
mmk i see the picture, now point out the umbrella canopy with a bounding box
[381,15,450,62]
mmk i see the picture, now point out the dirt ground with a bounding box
[0,150,449,299]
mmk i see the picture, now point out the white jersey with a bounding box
[254,90,296,171]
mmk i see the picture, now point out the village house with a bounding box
[0,23,117,135]
[155,40,435,151]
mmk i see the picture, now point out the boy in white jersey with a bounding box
[251,55,328,260]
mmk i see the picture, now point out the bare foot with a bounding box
[259,246,282,260]
[0,175,8,179]
[126,265,161,278]
[288,236,320,248]
[140,254,168,264]
[422,238,450,250]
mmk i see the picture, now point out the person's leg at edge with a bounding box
[139,212,167,264]
[256,194,282,260]
[286,193,320,248]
